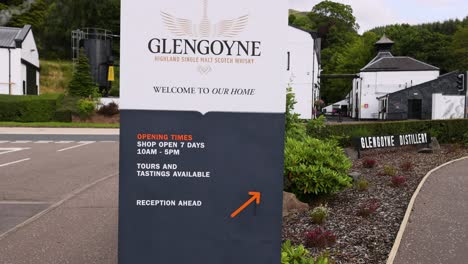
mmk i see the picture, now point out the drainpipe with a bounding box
[8,48,12,95]
[311,46,316,119]
[359,77,363,121]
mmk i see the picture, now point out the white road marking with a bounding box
[0,158,31,168]
[55,141,74,144]
[11,141,32,144]
[0,148,30,155]
[0,141,9,144]
[57,141,95,152]
[35,141,53,144]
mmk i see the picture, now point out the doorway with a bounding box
[408,99,422,119]
[26,65,38,95]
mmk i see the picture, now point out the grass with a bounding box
[40,60,73,94]
[0,122,119,128]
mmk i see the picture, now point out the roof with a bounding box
[377,71,459,99]
[361,56,439,72]
[375,35,394,45]
[0,25,32,48]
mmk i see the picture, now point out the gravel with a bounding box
[282,144,468,264]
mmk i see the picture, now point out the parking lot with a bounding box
[0,130,119,264]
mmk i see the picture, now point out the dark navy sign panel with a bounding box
[118,110,285,264]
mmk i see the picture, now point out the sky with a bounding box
[289,0,468,33]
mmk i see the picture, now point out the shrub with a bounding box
[77,99,96,119]
[356,179,369,191]
[68,49,99,98]
[362,159,377,168]
[109,87,120,97]
[281,241,330,264]
[357,200,380,217]
[391,176,407,187]
[400,162,414,172]
[0,94,62,122]
[284,137,352,197]
[97,102,119,116]
[383,165,397,176]
[310,206,329,224]
[305,228,337,248]
[285,89,306,139]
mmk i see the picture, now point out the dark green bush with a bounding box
[310,119,468,146]
[284,136,352,197]
[0,94,63,122]
[68,49,99,98]
[54,110,72,122]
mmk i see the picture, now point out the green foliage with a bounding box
[451,26,468,71]
[355,179,369,191]
[284,136,352,196]
[312,119,468,146]
[383,165,397,176]
[281,241,330,264]
[463,132,468,147]
[68,51,99,98]
[310,206,329,224]
[77,99,96,119]
[0,94,62,122]
[286,89,306,139]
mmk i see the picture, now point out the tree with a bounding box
[68,51,98,98]
[451,26,468,71]
[308,0,359,48]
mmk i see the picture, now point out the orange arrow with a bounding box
[230,192,261,218]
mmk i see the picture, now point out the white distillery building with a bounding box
[349,35,439,119]
[287,26,321,119]
[0,25,40,95]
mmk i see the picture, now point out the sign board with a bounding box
[119,0,287,263]
[355,133,431,150]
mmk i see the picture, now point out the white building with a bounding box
[323,97,349,115]
[287,26,321,119]
[0,25,40,95]
[349,35,439,119]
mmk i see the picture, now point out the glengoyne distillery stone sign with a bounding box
[118,0,287,263]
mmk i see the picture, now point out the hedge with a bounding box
[0,94,67,122]
[307,119,468,146]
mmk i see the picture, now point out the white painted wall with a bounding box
[432,94,465,120]
[0,48,23,95]
[323,99,348,115]
[286,27,318,119]
[0,29,40,95]
[357,70,439,119]
[21,31,40,68]
[0,48,9,94]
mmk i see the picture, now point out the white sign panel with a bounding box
[120,0,287,114]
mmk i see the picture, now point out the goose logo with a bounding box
[148,0,261,75]
[161,0,249,38]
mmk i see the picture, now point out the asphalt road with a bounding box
[0,135,119,264]
[394,158,468,264]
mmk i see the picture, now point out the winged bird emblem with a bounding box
[161,0,249,38]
